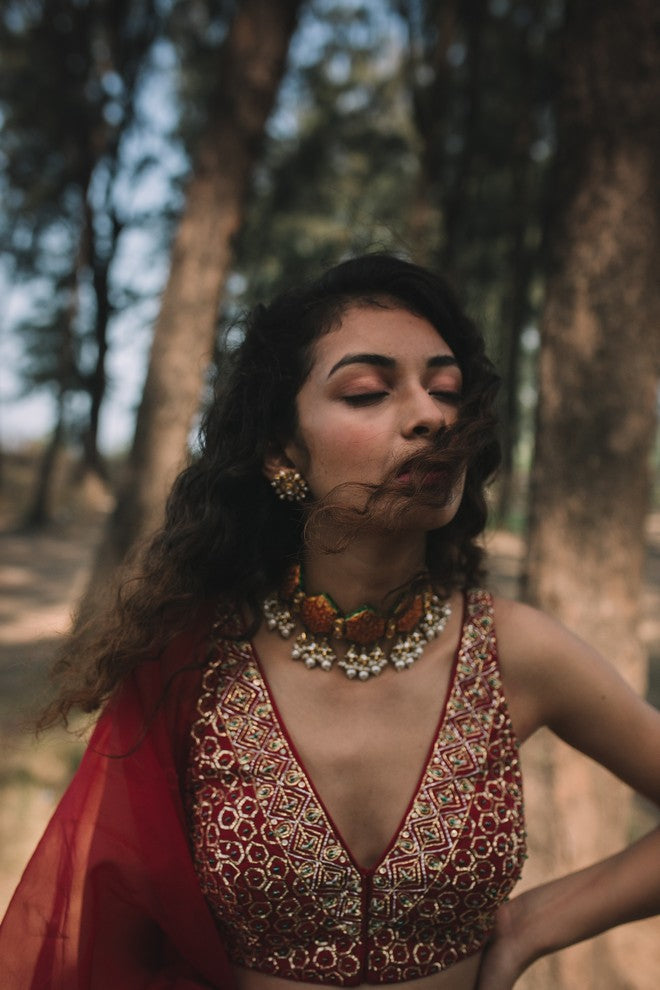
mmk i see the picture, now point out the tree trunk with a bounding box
[76,0,158,485]
[492,18,538,527]
[493,231,528,527]
[24,258,81,529]
[82,0,302,611]
[23,392,67,530]
[437,0,487,279]
[81,248,110,481]
[523,2,660,986]
[77,194,116,485]
[404,0,459,265]
[406,0,487,278]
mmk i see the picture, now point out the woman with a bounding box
[1,254,658,989]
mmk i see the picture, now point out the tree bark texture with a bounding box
[84,0,302,606]
[522,2,660,987]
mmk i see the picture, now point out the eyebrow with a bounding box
[327,352,460,378]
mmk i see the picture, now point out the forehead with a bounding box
[309,304,455,374]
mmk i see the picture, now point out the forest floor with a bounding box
[1,460,659,985]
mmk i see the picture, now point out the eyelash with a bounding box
[431,390,462,404]
[342,392,388,407]
[342,390,462,407]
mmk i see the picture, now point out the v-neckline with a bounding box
[247,593,468,875]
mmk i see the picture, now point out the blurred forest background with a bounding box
[1,0,659,987]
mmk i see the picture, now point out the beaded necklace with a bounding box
[262,563,451,681]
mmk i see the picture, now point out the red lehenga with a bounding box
[0,617,235,990]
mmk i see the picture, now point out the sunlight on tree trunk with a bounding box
[522,1,660,986]
[81,0,303,615]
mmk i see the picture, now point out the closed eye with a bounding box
[342,392,389,407]
[430,390,462,403]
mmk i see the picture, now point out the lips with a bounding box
[395,466,448,488]
[395,457,417,482]
[420,470,446,486]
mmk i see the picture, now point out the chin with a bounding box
[370,493,462,535]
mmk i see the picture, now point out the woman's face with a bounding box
[279,304,465,532]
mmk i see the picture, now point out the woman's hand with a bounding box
[475,900,531,990]
[485,598,660,984]
[477,825,660,989]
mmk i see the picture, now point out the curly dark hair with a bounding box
[41,253,501,728]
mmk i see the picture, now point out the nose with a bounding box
[402,388,448,438]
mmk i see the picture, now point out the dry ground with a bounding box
[1,480,659,985]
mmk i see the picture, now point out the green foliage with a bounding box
[2,0,572,513]
[227,0,425,310]
[0,0,164,437]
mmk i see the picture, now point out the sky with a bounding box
[0,36,183,455]
[0,9,330,455]
[0,0,416,455]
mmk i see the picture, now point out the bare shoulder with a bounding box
[486,594,584,741]
[490,594,660,804]
[490,594,592,679]
[490,591,635,709]
[489,594,593,692]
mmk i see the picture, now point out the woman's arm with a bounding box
[477,827,660,989]
[478,599,660,989]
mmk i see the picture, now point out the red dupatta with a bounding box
[0,616,236,989]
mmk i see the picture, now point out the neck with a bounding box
[301,532,429,612]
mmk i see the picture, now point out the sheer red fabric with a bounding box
[0,618,236,989]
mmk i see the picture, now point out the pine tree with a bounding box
[81,0,304,613]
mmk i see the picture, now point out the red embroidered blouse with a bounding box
[186,589,526,985]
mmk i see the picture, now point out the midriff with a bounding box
[232,951,483,990]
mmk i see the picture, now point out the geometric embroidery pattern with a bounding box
[186,589,526,984]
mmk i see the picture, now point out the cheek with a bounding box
[324,422,384,462]
[301,420,389,483]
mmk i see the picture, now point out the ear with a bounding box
[262,442,298,482]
